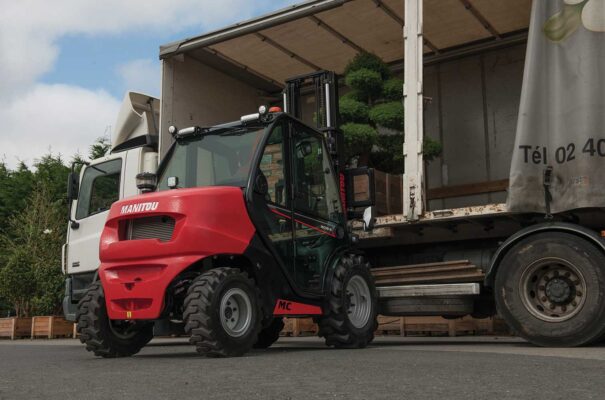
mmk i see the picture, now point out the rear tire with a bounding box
[183,267,262,357]
[253,318,284,349]
[317,254,378,348]
[495,232,605,347]
[76,282,153,357]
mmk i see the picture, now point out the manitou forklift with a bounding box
[76,71,379,357]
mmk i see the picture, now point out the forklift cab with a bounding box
[158,111,349,296]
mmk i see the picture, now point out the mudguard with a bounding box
[484,222,605,287]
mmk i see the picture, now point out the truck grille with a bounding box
[127,216,175,242]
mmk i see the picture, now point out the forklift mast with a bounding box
[283,71,344,177]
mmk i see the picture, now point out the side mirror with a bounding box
[363,206,376,231]
[254,172,269,195]
[296,141,313,159]
[67,172,79,201]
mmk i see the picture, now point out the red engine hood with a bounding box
[98,186,256,320]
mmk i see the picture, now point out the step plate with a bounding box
[377,283,480,298]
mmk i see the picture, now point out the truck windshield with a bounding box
[158,128,266,190]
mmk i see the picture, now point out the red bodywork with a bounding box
[98,187,255,320]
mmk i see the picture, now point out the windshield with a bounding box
[158,128,266,190]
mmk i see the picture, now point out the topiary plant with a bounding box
[339,52,442,173]
[368,101,404,131]
[341,123,378,163]
[339,97,370,124]
[345,68,383,103]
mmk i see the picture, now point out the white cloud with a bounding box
[117,59,161,98]
[0,84,121,167]
[0,0,275,168]
[0,0,263,98]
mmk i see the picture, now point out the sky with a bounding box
[0,0,297,169]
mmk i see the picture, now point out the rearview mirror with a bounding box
[67,172,79,201]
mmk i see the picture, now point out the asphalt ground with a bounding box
[1,336,604,400]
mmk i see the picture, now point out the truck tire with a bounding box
[183,267,262,357]
[495,232,605,347]
[317,254,378,348]
[253,318,284,349]
[76,282,153,357]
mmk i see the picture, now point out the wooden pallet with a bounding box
[281,318,318,337]
[375,315,510,337]
[372,260,485,286]
[0,318,32,340]
[31,316,75,339]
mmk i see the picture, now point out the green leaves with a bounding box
[342,123,378,160]
[343,52,391,80]
[340,97,370,123]
[345,68,383,101]
[382,78,404,101]
[422,137,443,162]
[0,187,65,317]
[369,101,405,131]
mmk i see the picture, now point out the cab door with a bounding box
[66,157,123,275]
[255,122,297,281]
[290,122,346,293]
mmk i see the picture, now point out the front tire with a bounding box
[183,267,262,357]
[495,232,605,347]
[76,282,153,357]
[318,254,378,348]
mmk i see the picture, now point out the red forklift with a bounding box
[77,71,380,357]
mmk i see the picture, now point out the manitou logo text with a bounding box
[120,202,159,214]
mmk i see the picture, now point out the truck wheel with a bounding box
[76,282,153,357]
[318,254,378,348]
[183,267,262,357]
[495,232,605,347]
[253,318,284,349]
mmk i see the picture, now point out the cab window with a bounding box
[291,125,341,222]
[259,124,287,206]
[76,159,121,219]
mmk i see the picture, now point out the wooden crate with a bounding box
[352,170,402,215]
[280,318,318,337]
[31,316,75,339]
[0,317,32,340]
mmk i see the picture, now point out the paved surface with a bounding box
[1,336,605,400]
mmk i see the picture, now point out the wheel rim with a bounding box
[519,257,587,322]
[346,275,372,329]
[220,288,252,337]
[109,320,140,340]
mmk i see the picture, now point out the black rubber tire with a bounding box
[183,267,262,357]
[317,254,378,348]
[253,318,284,349]
[76,282,153,357]
[495,232,605,347]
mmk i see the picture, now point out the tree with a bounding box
[340,52,442,174]
[0,186,65,316]
[89,136,111,160]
